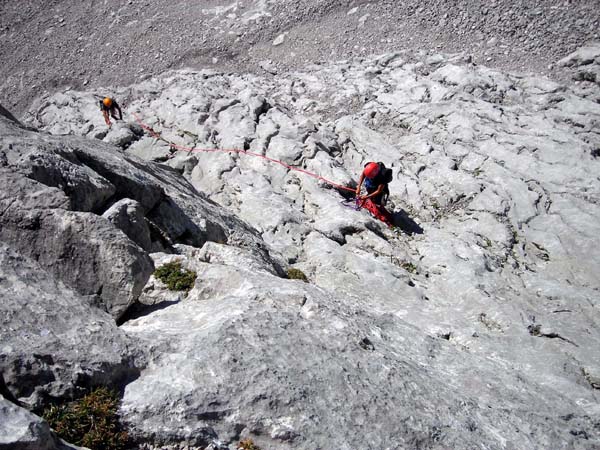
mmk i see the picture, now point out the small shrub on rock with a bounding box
[43,387,129,450]
[238,439,262,450]
[401,262,417,274]
[154,260,197,291]
[287,268,308,282]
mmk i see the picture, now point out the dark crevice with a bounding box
[339,225,362,244]
[528,324,578,347]
[0,372,23,407]
[91,192,129,216]
[365,221,387,240]
[196,409,232,421]
[391,209,424,235]
[72,149,163,211]
[253,99,272,124]
[117,300,180,326]
[145,216,176,253]
[145,196,211,249]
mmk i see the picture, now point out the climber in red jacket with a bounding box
[355,161,394,227]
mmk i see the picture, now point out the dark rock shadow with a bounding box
[0,373,22,407]
[391,209,424,235]
[116,300,180,325]
[337,186,423,235]
[0,104,24,127]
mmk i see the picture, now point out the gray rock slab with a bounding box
[102,198,152,251]
[120,264,598,449]
[127,137,174,162]
[0,168,71,211]
[0,243,140,408]
[15,150,116,212]
[0,205,153,319]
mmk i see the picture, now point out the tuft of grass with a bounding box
[238,439,262,450]
[401,262,417,274]
[154,260,197,291]
[287,268,308,282]
[397,120,410,130]
[43,387,129,450]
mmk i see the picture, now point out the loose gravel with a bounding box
[1,0,598,116]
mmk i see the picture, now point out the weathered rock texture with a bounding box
[21,45,600,449]
[0,242,139,409]
[0,90,285,448]
[0,108,281,319]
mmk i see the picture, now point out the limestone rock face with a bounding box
[102,198,153,251]
[0,109,280,319]
[0,243,139,409]
[0,92,283,426]
[0,115,154,318]
[119,261,597,450]
[0,206,152,318]
[11,44,600,449]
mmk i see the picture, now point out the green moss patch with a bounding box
[238,439,262,450]
[154,260,197,291]
[287,268,308,282]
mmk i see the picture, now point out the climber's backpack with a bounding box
[374,162,393,185]
[381,165,393,184]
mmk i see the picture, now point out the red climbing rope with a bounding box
[131,112,356,193]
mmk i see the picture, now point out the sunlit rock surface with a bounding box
[4,45,599,448]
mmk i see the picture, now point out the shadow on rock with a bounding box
[338,188,424,235]
[391,209,424,235]
[117,300,181,325]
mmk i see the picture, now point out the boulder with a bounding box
[103,123,137,148]
[0,205,154,319]
[557,45,600,67]
[0,243,140,408]
[102,199,152,251]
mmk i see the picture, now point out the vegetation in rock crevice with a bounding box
[43,387,130,450]
[238,439,263,450]
[154,260,197,291]
[287,267,308,282]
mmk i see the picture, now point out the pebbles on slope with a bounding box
[1,0,599,115]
